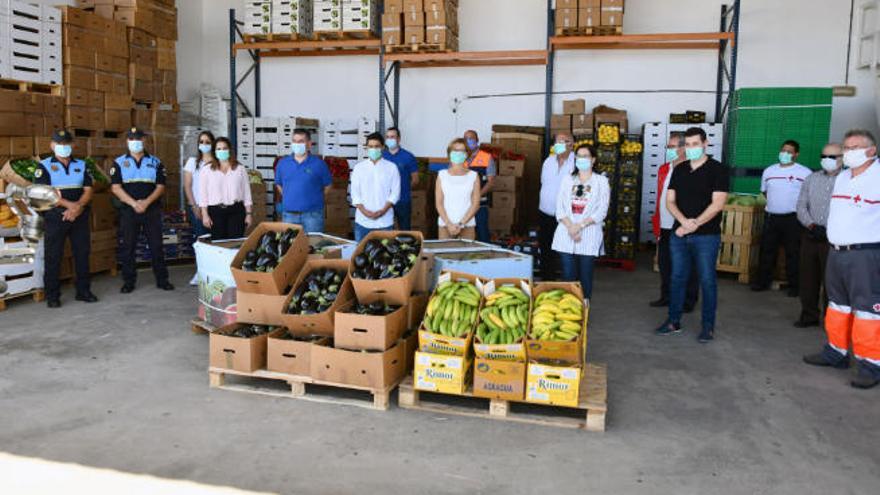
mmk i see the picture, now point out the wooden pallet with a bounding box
[190,318,215,335]
[716,204,764,284]
[243,32,316,43]
[398,363,607,431]
[208,367,400,411]
[385,42,457,54]
[0,78,64,96]
[315,30,378,40]
[555,26,623,37]
[0,289,45,312]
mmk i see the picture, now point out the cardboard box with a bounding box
[525,361,582,407]
[90,193,116,231]
[105,93,132,111]
[348,230,424,306]
[65,106,91,129]
[498,158,524,177]
[425,6,456,28]
[473,278,531,362]
[426,26,456,45]
[582,0,602,6]
[9,137,33,157]
[267,330,329,377]
[488,207,515,228]
[578,7,599,28]
[404,28,425,44]
[593,104,628,133]
[602,0,625,8]
[601,8,623,26]
[414,351,472,395]
[402,0,423,13]
[492,192,516,211]
[382,13,402,28]
[525,282,588,364]
[557,0,580,8]
[0,91,25,113]
[63,47,96,68]
[572,113,594,131]
[473,358,526,401]
[64,67,95,90]
[88,229,117,252]
[231,222,310,295]
[209,323,270,372]
[104,109,131,131]
[280,259,354,337]
[310,338,407,389]
[555,8,577,29]
[563,99,586,115]
[550,114,571,130]
[417,271,481,357]
[236,290,288,326]
[403,11,424,27]
[334,298,409,351]
[492,175,517,193]
[385,0,404,15]
[382,28,404,46]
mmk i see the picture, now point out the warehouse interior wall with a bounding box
[176,0,879,160]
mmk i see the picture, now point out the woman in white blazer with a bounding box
[551,144,610,300]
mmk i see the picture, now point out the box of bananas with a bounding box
[281,258,353,337]
[232,222,309,296]
[419,271,484,357]
[474,278,532,362]
[526,282,589,364]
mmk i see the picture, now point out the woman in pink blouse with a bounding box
[198,137,253,240]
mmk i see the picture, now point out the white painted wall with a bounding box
[177,0,878,157]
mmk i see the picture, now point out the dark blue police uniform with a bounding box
[110,152,170,288]
[33,156,93,301]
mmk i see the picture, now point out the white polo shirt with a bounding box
[827,160,880,246]
[539,153,575,216]
[761,163,812,214]
[350,158,401,229]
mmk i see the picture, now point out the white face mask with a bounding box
[820,157,839,172]
[843,148,870,169]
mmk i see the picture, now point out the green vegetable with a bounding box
[84,157,108,184]
[10,158,39,182]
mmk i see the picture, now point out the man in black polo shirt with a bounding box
[655,127,729,342]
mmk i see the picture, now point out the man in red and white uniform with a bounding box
[803,129,880,389]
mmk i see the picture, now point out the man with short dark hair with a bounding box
[351,132,400,242]
[383,127,419,230]
[655,127,729,343]
[463,129,495,242]
[752,139,812,295]
[275,128,332,233]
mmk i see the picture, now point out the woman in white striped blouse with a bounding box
[551,144,610,300]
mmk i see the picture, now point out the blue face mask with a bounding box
[216,149,231,161]
[386,138,398,150]
[665,148,679,162]
[367,148,383,161]
[450,151,468,165]
[466,138,479,150]
[778,151,793,165]
[575,157,592,171]
[128,140,144,154]
[292,143,307,156]
[198,143,212,154]
[685,147,704,161]
[554,142,568,155]
[54,144,72,158]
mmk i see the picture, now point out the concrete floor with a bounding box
[1,260,878,495]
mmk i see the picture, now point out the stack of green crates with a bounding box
[726,87,833,194]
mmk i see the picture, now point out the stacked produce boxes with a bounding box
[555,0,624,35]
[488,154,521,237]
[383,0,459,51]
[0,0,62,85]
[490,128,545,232]
[550,98,588,138]
[272,0,313,36]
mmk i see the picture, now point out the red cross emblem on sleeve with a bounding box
[873,303,880,312]
[854,195,862,204]
[788,175,794,181]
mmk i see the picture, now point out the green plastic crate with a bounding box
[731,177,762,195]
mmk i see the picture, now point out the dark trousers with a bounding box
[43,208,91,301]
[799,232,829,322]
[538,211,559,279]
[560,253,596,299]
[207,202,246,241]
[658,229,699,306]
[475,205,490,242]
[394,201,412,230]
[756,213,802,288]
[119,205,168,286]
[670,234,721,329]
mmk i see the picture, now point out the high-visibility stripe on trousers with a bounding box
[853,311,880,366]
[824,303,853,355]
[824,249,880,370]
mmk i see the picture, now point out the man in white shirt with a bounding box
[351,132,401,242]
[804,129,880,390]
[752,140,812,295]
[538,132,574,279]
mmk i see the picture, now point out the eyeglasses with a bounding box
[820,155,841,159]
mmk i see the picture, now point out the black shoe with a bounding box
[47,299,61,308]
[698,327,714,343]
[655,320,682,336]
[121,284,135,294]
[793,319,819,328]
[157,282,175,291]
[683,304,696,314]
[75,292,98,303]
[786,289,799,298]
[803,352,850,369]
[851,374,880,389]
[649,298,669,307]
[750,284,769,292]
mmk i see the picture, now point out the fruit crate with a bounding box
[619,154,640,176]
[596,144,619,165]
[596,122,621,145]
[716,203,765,283]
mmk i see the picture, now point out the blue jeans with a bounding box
[394,201,412,230]
[559,253,596,300]
[355,223,391,242]
[476,205,490,242]
[187,205,208,239]
[282,208,324,233]
[669,234,721,329]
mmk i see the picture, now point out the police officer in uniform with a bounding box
[34,130,98,307]
[110,127,174,293]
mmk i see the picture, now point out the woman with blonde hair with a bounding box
[436,138,481,240]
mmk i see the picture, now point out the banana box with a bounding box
[473,278,532,362]
[526,282,588,364]
[418,271,483,357]
[525,361,582,407]
[473,358,526,401]
[414,351,473,395]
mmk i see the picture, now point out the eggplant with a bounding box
[395,234,415,245]
[256,253,276,268]
[385,242,400,255]
[245,250,258,262]
[353,254,368,269]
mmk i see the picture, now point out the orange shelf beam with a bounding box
[551,32,735,50]
[384,49,549,68]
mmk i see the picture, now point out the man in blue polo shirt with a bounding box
[275,128,333,232]
[382,127,419,230]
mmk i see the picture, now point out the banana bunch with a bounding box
[477,285,530,345]
[597,124,620,144]
[530,289,583,341]
[0,204,18,229]
[424,280,481,337]
[620,140,643,154]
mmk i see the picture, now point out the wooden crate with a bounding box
[716,204,764,284]
[0,289,44,312]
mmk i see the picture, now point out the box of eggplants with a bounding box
[349,231,424,306]
[334,299,408,352]
[209,323,279,372]
[231,222,310,296]
[267,329,330,376]
[281,258,354,337]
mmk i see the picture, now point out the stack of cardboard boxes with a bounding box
[313,0,379,35]
[555,0,624,34]
[550,98,591,138]
[382,0,459,50]
[0,91,63,142]
[490,127,545,232]
[323,180,351,238]
[488,154,523,237]
[0,1,62,85]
